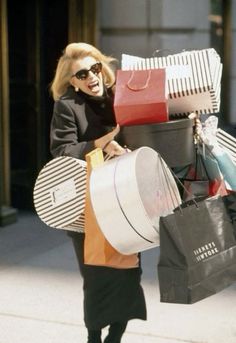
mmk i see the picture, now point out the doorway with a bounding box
[7,0,68,209]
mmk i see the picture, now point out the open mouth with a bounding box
[88,81,100,92]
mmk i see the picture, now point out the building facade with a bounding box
[98,0,235,124]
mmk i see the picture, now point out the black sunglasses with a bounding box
[72,62,102,80]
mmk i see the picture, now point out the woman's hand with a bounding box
[103,140,126,156]
[94,124,120,149]
[94,124,127,156]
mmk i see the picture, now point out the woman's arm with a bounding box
[50,98,126,160]
[50,100,95,159]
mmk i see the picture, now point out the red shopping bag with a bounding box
[114,69,168,126]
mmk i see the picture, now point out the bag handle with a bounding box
[126,70,151,91]
[195,145,211,180]
[152,48,186,57]
[185,144,210,182]
[152,48,173,57]
[159,156,199,214]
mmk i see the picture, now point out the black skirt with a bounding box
[69,232,147,330]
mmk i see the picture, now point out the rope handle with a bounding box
[126,70,151,91]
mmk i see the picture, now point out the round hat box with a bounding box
[118,118,195,167]
[90,147,181,254]
[33,156,87,231]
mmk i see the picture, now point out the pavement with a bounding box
[0,210,236,343]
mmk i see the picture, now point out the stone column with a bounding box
[0,0,17,226]
[68,0,97,45]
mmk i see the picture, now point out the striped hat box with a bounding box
[121,48,222,117]
[33,156,87,232]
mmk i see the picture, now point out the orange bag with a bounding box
[84,148,139,268]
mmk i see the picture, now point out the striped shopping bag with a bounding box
[216,128,236,164]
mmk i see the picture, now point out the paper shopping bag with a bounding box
[196,140,235,193]
[84,148,139,268]
[157,195,236,304]
[114,68,168,126]
[182,146,228,200]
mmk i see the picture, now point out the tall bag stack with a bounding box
[116,48,223,169]
[121,48,222,117]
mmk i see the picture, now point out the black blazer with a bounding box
[50,86,116,160]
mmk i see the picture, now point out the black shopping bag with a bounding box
[222,192,236,239]
[157,195,236,304]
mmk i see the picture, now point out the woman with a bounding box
[50,42,147,343]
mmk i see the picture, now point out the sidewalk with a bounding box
[0,211,236,343]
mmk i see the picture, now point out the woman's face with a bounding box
[70,56,104,96]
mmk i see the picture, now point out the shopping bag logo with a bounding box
[193,241,219,263]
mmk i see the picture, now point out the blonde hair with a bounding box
[50,42,117,100]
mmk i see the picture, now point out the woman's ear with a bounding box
[70,79,79,92]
